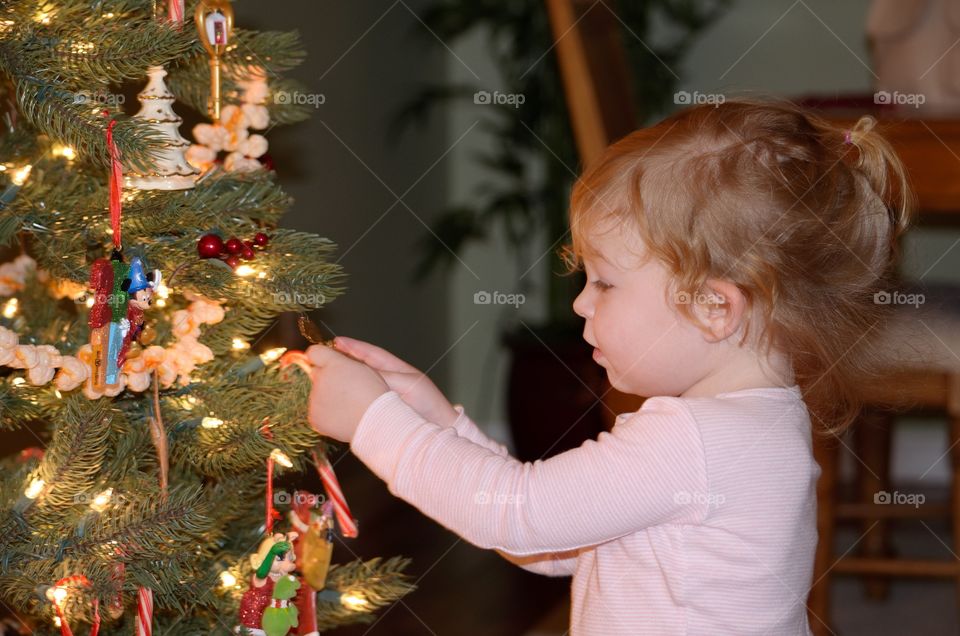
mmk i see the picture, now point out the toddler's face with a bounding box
[572,229,714,397]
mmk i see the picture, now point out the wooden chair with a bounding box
[546,2,960,633]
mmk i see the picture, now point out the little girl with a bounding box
[306,99,913,635]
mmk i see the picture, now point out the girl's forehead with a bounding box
[583,227,647,270]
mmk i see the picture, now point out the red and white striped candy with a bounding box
[312,451,358,538]
[135,587,152,636]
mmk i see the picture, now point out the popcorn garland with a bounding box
[0,256,225,399]
[186,69,270,174]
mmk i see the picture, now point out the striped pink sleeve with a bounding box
[449,405,577,576]
[449,404,511,456]
[351,391,708,555]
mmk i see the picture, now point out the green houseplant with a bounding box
[398,0,729,458]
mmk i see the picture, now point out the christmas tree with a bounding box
[0,1,414,633]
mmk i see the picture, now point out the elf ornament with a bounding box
[237,533,301,636]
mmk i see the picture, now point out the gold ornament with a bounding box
[301,517,334,589]
[194,0,234,122]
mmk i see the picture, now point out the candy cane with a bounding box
[49,575,100,636]
[135,587,152,636]
[312,451,358,538]
[167,0,184,24]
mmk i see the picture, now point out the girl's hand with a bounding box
[332,336,460,428]
[306,344,389,443]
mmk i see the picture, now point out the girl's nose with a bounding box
[573,289,592,319]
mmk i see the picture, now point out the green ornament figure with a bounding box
[237,532,302,636]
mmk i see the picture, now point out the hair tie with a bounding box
[843,130,853,145]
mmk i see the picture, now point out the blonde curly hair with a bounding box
[561,98,914,434]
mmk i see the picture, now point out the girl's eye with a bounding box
[591,280,612,291]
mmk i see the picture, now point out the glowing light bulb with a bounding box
[24,478,44,499]
[3,298,18,318]
[52,145,76,160]
[85,296,95,308]
[201,417,223,429]
[90,488,113,512]
[12,377,25,386]
[235,265,255,277]
[219,571,237,588]
[341,592,369,610]
[54,389,62,399]
[270,448,293,468]
[10,165,31,186]
[232,338,250,351]
[259,348,287,364]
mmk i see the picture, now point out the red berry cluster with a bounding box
[197,232,270,269]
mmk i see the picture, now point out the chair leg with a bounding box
[809,435,838,636]
[855,409,893,600]
[947,377,960,622]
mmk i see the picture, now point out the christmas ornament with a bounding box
[290,495,334,591]
[312,451,358,538]
[197,233,224,259]
[194,0,234,122]
[94,255,161,387]
[87,257,113,388]
[225,237,243,255]
[123,66,199,190]
[238,533,301,636]
[134,587,152,636]
[288,494,333,636]
[194,231,270,268]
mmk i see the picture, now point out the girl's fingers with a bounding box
[333,336,420,374]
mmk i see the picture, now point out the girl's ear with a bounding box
[691,279,746,343]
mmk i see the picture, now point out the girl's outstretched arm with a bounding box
[350,391,709,556]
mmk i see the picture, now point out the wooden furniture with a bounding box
[545,1,960,634]
[544,0,635,170]
[809,372,960,635]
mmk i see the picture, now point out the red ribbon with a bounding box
[105,118,122,250]
[51,575,100,636]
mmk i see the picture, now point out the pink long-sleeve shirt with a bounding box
[351,385,818,635]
